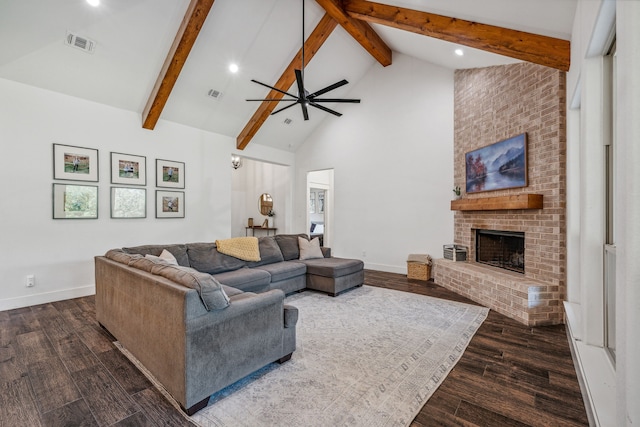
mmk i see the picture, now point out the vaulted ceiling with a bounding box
[0,0,576,151]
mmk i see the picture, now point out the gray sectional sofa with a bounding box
[95,234,364,415]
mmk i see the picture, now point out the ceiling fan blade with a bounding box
[311,98,361,103]
[308,79,348,98]
[246,98,297,102]
[309,102,342,117]
[251,79,297,98]
[271,101,301,115]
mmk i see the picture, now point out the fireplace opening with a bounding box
[476,229,525,274]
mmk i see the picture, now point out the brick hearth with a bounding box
[435,63,566,326]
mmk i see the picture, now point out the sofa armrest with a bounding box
[283,304,298,328]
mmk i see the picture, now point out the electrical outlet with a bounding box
[362,251,366,258]
[26,275,35,287]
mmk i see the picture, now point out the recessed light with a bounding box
[86,0,100,7]
[455,48,464,56]
[229,63,239,73]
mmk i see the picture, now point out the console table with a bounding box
[245,226,277,236]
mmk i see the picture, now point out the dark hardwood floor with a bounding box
[0,270,587,426]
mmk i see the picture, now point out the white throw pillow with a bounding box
[298,236,324,260]
[145,249,179,266]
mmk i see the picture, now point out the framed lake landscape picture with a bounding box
[53,144,99,182]
[465,133,528,194]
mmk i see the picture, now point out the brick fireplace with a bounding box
[434,63,566,326]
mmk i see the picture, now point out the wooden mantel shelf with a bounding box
[451,194,543,211]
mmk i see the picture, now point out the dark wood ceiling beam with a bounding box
[237,13,338,150]
[343,0,570,72]
[315,0,391,66]
[142,0,216,130]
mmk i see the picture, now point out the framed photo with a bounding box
[309,191,316,214]
[111,152,146,186]
[465,133,528,194]
[156,159,185,189]
[156,190,184,218]
[111,187,146,219]
[52,183,98,219]
[318,191,325,213]
[53,144,99,182]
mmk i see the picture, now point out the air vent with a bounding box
[283,118,292,125]
[65,32,95,53]
[207,89,222,99]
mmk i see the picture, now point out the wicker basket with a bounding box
[407,261,431,281]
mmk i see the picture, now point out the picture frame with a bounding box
[156,159,185,189]
[111,187,146,219]
[52,183,98,219]
[309,191,316,214]
[318,191,325,213]
[156,190,184,218]
[53,144,99,182]
[465,133,528,194]
[111,152,146,186]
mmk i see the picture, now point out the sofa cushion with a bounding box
[274,234,308,261]
[122,244,190,267]
[149,263,230,311]
[105,249,142,265]
[299,257,364,278]
[248,236,285,267]
[253,261,306,283]
[298,236,324,260]
[212,267,271,293]
[186,242,246,274]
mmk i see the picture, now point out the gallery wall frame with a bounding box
[53,143,99,182]
[465,133,528,194]
[111,152,146,186]
[309,191,316,214]
[52,183,98,219]
[111,187,146,219]
[156,159,185,189]
[156,190,184,218]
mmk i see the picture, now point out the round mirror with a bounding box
[259,193,273,216]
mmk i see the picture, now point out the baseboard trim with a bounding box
[0,285,95,312]
[363,262,406,275]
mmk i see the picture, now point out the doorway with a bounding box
[307,170,333,248]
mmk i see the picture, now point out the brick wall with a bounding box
[438,62,566,326]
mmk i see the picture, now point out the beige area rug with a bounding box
[118,286,488,427]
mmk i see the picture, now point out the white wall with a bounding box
[231,158,292,237]
[565,0,640,425]
[0,77,292,310]
[294,53,454,272]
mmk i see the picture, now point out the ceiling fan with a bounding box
[246,0,360,121]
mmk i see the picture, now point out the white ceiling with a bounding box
[0,0,577,151]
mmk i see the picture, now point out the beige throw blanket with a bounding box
[215,237,261,262]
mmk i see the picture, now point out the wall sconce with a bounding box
[231,155,242,170]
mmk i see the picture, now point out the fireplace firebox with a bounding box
[476,229,525,273]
